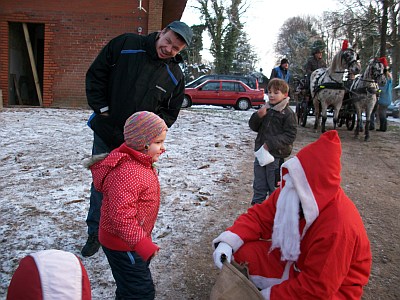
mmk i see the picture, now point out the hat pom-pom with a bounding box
[379,57,388,67]
[342,40,349,50]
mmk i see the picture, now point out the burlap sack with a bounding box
[210,261,264,300]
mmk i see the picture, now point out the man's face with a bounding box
[281,62,289,70]
[156,29,187,59]
[314,52,323,60]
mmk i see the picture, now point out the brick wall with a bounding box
[0,0,163,108]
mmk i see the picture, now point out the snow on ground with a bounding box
[0,106,256,299]
[0,105,398,299]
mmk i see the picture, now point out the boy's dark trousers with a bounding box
[251,157,280,204]
[102,246,155,300]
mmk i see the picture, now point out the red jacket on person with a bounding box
[90,143,160,261]
[213,131,372,299]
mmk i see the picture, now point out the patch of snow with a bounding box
[0,106,256,299]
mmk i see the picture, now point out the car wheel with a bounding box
[236,98,250,111]
[181,95,191,108]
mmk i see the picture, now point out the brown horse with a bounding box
[310,47,361,133]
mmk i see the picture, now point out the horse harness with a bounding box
[312,48,360,96]
[349,59,385,101]
[312,73,345,95]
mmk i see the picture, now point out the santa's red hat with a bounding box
[7,250,92,300]
[273,131,342,261]
[379,57,388,67]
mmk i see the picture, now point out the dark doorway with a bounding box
[8,22,44,106]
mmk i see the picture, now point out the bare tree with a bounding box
[274,16,320,78]
[195,0,248,74]
[327,0,399,86]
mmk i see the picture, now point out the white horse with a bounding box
[350,58,387,141]
[311,47,361,133]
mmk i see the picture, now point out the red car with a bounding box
[182,79,265,110]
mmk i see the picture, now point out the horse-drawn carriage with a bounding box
[294,76,356,131]
[294,43,386,141]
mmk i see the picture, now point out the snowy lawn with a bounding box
[0,106,256,299]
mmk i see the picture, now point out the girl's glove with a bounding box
[213,242,233,269]
[255,146,274,166]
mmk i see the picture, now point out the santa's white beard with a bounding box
[270,173,301,261]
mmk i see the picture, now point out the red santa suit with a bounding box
[213,131,371,299]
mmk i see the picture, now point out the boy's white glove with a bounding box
[255,146,274,166]
[213,242,233,269]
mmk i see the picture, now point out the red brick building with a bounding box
[0,0,188,108]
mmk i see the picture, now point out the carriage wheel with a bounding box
[296,103,302,125]
[337,111,344,127]
[301,109,308,127]
[299,101,308,127]
[346,113,356,130]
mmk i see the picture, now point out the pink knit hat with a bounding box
[124,111,167,150]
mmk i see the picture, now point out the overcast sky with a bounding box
[181,0,339,74]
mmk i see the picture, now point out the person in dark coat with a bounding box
[82,21,193,257]
[269,58,292,186]
[304,48,327,75]
[270,58,291,84]
[248,78,297,205]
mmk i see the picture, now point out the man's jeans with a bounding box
[86,133,111,235]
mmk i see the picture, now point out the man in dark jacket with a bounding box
[82,21,193,257]
[304,48,327,90]
[305,48,327,75]
[270,58,291,84]
[303,47,327,104]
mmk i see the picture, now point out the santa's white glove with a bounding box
[255,146,274,166]
[213,242,233,269]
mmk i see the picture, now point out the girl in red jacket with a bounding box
[88,111,167,299]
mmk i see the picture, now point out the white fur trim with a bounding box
[31,250,82,300]
[281,157,319,237]
[212,231,244,252]
[250,261,293,291]
[260,287,271,299]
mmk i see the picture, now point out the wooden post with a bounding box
[22,23,43,106]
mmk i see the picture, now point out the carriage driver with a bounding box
[304,47,327,101]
